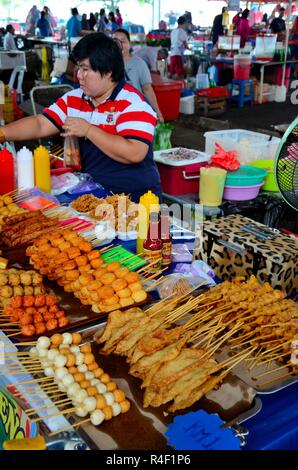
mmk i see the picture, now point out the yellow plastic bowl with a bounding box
[249,160,279,192]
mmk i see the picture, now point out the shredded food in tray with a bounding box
[160,148,200,162]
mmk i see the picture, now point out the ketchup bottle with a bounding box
[160,214,172,269]
[0,147,15,195]
[143,212,162,273]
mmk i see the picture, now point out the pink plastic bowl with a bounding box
[223,183,264,201]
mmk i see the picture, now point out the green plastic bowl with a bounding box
[249,160,279,192]
[225,165,267,186]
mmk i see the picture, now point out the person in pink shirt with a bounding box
[115,8,123,28]
[236,9,251,48]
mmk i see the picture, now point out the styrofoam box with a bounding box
[204,129,280,164]
[179,95,195,115]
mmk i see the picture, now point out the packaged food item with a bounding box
[160,214,172,269]
[171,243,192,263]
[64,136,81,171]
[143,212,162,273]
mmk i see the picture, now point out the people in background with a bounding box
[66,8,82,39]
[98,8,108,33]
[89,13,96,31]
[115,8,123,28]
[133,46,167,73]
[43,6,57,29]
[270,7,286,38]
[25,5,40,35]
[169,16,188,79]
[37,11,52,37]
[211,7,227,45]
[114,29,164,122]
[232,10,242,28]
[3,25,17,50]
[236,8,251,48]
[0,33,162,203]
[81,14,90,31]
[107,12,119,32]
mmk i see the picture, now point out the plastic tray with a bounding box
[154,147,210,167]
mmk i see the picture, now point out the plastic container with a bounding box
[0,147,14,195]
[225,165,267,187]
[17,146,34,190]
[233,55,252,80]
[179,95,195,114]
[157,160,209,195]
[254,35,277,60]
[275,85,287,103]
[196,73,209,90]
[223,182,263,201]
[204,129,280,164]
[33,145,51,194]
[199,167,227,206]
[151,75,183,121]
[137,190,160,254]
[249,160,278,192]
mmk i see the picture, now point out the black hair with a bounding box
[71,32,125,82]
[279,7,285,13]
[114,28,130,42]
[242,9,249,20]
[40,11,46,20]
[6,24,14,33]
[109,11,116,22]
[177,16,186,25]
[71,8,78,16]
[99,8,105,16]
[222,7,227,14]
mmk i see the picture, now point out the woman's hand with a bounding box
[157,110,164,123]
[61,117,91,138]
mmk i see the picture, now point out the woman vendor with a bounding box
[0,33,162,203]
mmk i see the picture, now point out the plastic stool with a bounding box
[229,79,253,107]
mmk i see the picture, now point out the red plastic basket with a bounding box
[196,87,228,98]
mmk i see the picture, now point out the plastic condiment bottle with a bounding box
[34,145,51,193]
[143,212,162,272]
[17,146,34,190]
[0,147,15,195]
[160,214,172,269]
[136,190,159,254]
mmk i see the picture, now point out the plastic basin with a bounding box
[225,166,267,186]
[249,160,279,192]
[223,183,264,201]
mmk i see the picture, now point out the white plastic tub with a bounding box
[204,129,280,164]
[179,95,195,114]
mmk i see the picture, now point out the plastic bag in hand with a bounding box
[64,135,81,171]
[210,143,240,171]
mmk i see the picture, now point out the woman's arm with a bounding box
[1,114,60,141]
[142,83,164,122]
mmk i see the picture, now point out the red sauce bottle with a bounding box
[160,214,172,269]
[143,212,162,272]
[0,147,15,195]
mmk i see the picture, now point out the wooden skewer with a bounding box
[253,363,291,379]
[30,406,78,423]
[15,376,53,386]
[26,398,73,414]
[258,372,294,388]
[48,418,91,437]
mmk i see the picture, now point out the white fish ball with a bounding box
[62,333,73,345]
[58,382,67,392]
[75,405,88,418]
[83,397,97,412]
[54,354,67,368]
[76,389,88,402]
[41,359,50,368]
[62,374,74,387]
[85,372,95,381]
[67,383,81,397]
[29,347,38,357]
[37,336,51,349]
[90,410,105,426]
[44,367,54,377]
[103,392,115,406]
[55,367,68,380]
[59,343,69,350]
[96,383,107,394]
[47,349,59,361]
[77,364,88,373]
[111,403,121,417]
[38,349,48,358]
[70,346,80,354]
[90,379,100,386]
[75,353,85,366]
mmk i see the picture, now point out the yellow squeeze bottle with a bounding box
[136,190,160,254]
[34,145,51,193]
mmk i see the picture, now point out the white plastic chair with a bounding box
[8,65,26,103]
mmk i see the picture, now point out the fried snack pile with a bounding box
[1,211,59,247]
[26,229,147,313]
[97,308,225,413]
[29,333,130,425]
[70,194,101,213]
[3,294,69,337]
[0,268,45,307]
[0,195,25,232]
[88,194,138,232]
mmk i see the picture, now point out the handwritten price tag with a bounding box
[165,411,240,450]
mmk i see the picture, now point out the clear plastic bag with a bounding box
[153,123,174,151]
[64,135,81,171]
